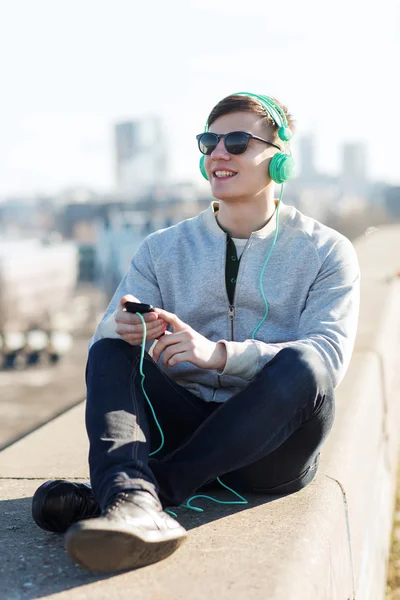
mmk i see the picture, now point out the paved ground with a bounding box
[0,284,104,450]
[0,337,88,450]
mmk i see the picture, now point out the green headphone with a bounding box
[199,92,295,184]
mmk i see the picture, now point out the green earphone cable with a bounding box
[135,312,248,514]
[251,185,283,339]
[136,312,165,457]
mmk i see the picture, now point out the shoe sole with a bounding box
[65,524,186,573]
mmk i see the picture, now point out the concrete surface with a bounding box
[0,225,400,599]
[0,403,89,479]
[0,283,104,451]
[0,476,352,600]
[0,339,88,451]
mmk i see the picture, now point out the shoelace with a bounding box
[104,492,130,515]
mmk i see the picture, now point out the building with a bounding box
[384,186,400,220]
[114,117,167,199]
[340,142,368,195]
[298,135,316,180]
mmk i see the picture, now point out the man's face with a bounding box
[204,111,278,202]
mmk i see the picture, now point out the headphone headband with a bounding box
[206,92,292,143]
[234,92,286,127]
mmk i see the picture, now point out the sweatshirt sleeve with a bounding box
[89,238,163,349]
[217,238,360,389]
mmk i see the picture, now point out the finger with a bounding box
[122,307,159,321]
[153,308,185,331]
[166,351,190,367]
[116,311,159,325]
[131,318,166,332]
[152,332,186,362]
[152,328,171,341]
[116,320,166,336]
[145,319,168,333]
[121,326,165,345]
[120,294,139,307]
[162,342,188,368]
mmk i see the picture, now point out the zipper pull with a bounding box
[228,305,235,320]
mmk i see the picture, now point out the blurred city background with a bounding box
[0,0,398,447]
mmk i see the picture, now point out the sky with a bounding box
[0,0,399,198]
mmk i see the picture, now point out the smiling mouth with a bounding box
[213,170,238,179]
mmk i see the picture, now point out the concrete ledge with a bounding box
[321,351,397,599]
[1,225,400,599]
[0,476,352,600]
[0,403,88,479]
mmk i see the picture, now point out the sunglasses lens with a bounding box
[225,132,248,154]
[198,133,218,155]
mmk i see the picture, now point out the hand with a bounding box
[152,308,227,371]
[114,295,167,346]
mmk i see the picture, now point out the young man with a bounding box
[32,93,360,573]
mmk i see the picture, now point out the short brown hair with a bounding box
[207,94,296,144]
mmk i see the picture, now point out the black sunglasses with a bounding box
[196,131,281,155]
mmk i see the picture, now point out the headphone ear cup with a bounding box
[199,156,209,181]
[269,153,295,184]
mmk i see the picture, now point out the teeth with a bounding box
[214,171,236,178]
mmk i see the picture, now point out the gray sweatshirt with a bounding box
[91,201,360,402]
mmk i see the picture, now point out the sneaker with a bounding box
[65,490,187,572]
[32,480,101,534]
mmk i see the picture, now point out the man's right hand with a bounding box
[114,295,167,346]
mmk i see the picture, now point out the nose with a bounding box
[210,137,230,161]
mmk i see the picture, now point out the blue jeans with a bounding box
[85,339,335,509]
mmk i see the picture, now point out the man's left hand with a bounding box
[152,308,227,371]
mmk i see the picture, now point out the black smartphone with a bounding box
[124,301,154,314]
